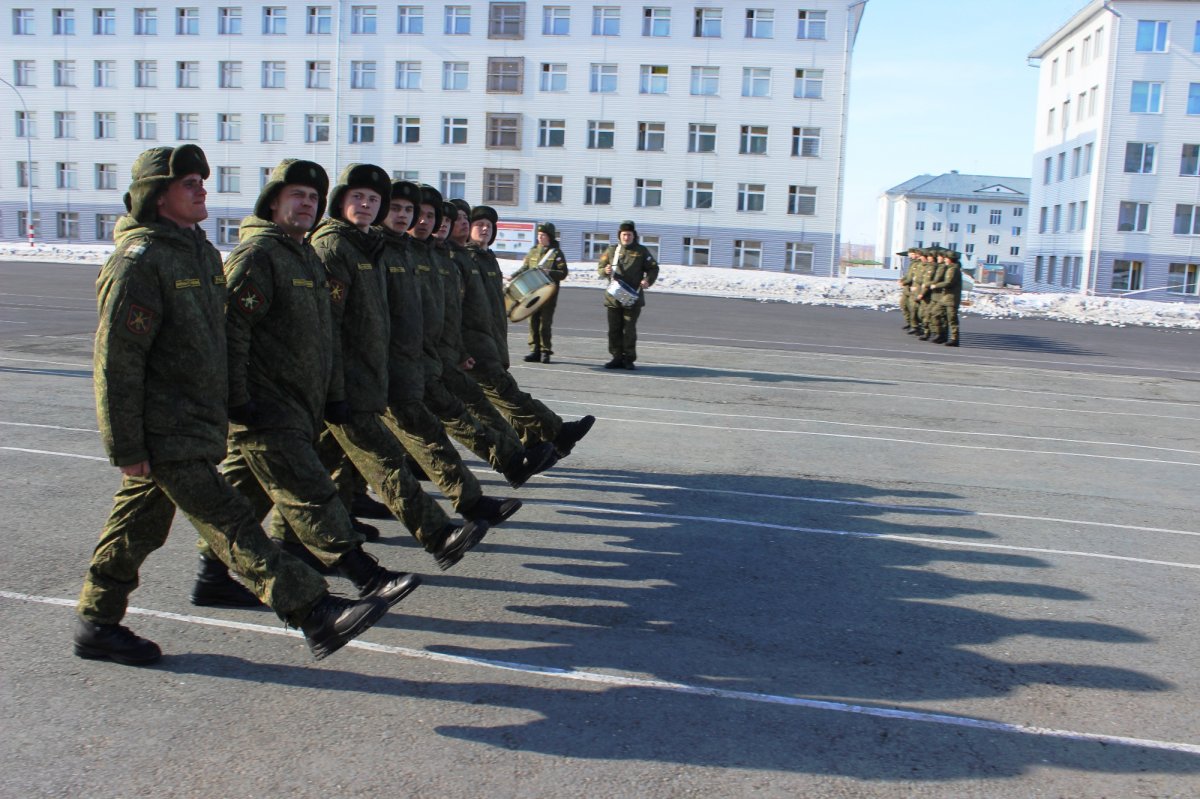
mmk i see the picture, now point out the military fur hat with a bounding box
[450,198,471,218]
[390,179,421,208]
[328,163,391,226]
[442,201,459,225]
[618,220,637,234]
[123,144,210,223]
[470,205,499,245]
[254,159,329,229]
[537,222,558,240]
[412,184,444,236]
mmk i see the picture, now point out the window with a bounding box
[794,69,823,99]
[539,63,567,92]
[1052,205,1062,232]
[260,114,285,142]
[915,201,926,211]
[986,234,999,244]
[743,67,771,97]
[788,185,816,215]
[94,8,116,34]
[739,125,768,155]
[216,218,240,245]
[1195,20,1200,52]
[737,183,765,212]
[745,9,773,38]
[53,8,76,35]
[1047,107,1056,133]
[351,61,377,89]
[932,222,943,232]
[640,236,660,262]
[694,8,721,37]
[585,176,613,205]
[1174,205,1200,235]
[306,114,330,143]
[350,115,375,144]
[1011,226,1021,236]
[1124,142,1156,174]
[792,127,820,157]
[688,123,716,153]
[57,212,79,240]
[785,242,814,273]
[1038,207,1047,233]
[12,61,34,87]
[176,7,198,34]
[683,237,710,265]
[1067,203,1077,231]
[1189,83,1200,115]
[396,62,421,90]
[396,5,422,33]
[1077,92,1087,121]
[1083,143,1094,173]
[634,178,662,207]
[134,8,157,34]
[1135,20,1168,52]
[95,163,117,190]
[13,8,34,34]
[18,211,41,239]
[96,214,119,241]
[1071,146,1081,177]
[949,223,960,233]
[536,175,563,203]
[639,65,669,94]
[1111,260,1143,291]
[263,6,286,34]
[444,5,470,34]
[54,112,76,139]
[538,119,565,147]
[686,181,713,209]
[1131,81,1162,113]
[17,162,37,188]
[487,57,524,93]
[1167,263,1199,294]
[989,209,1002,224]
[134,60,157,88]
[306,61,329,89]
[637,122,665,152]
[1116,202,1149,233]
[220,61,243,89]
[587,120,615,149]
[1013,207,1023,217]
[94,60,115,87]
[218,113,241,141]
[483,169,519,205]
[442,117,468,144]
[351,5,377,33]
[308,5,332,33]
[797,9,826,39]
[134,112,156,140]
[176,113,198,140]
[443,62,469,90]
[486,114,520,148]
[643,7,669,36]
[593,6,619,35]
[691,66,719,96]
[390,115,420,144]
[583,232,610,260]
[54,61,76,87]
[914,221,925,231]
[177,61,199,88]
[590,63,617,93]
[219,7,242,34]
[489,3,524,38]
[734,240,763,268]
[543,6,569,34]
[216,166,240,193]
[95,112,116,139]
[1181,144,1200,176]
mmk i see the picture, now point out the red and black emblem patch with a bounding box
[235,283,265,315]
[125,304,155,336]
[328,277,347,304]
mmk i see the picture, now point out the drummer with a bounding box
[597,220,659,370]
[513,222,569,364]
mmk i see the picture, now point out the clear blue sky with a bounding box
[842,0,1091,244]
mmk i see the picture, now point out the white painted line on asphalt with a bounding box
[20,333,93,341]
[0,446,106,461]
[0,320,30,325]
[5,589,1198,756]
[0,355,91,368]
[0,420,100,433]
[551,503,1200,571]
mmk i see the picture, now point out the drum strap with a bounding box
[610,245,626,280]
[536,248,557,269]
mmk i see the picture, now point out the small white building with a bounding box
[1026,0,1200,301]
[0,1,867,275]
[875,171,1030,283]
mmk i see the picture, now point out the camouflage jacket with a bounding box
[465,243,511,369]
[378,227,426,404]
[598,243,659,308]
[225,216,341,441]
[311,218,390,414]
[407,236,446,381]
[515,245,568,283]
[94,216,228,466]
[930,263,963,301]
[435,240,468,367]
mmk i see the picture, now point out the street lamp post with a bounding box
[0,76,36,246]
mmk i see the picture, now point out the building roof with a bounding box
[883,172,1031,201]
[1029,0,1108,60]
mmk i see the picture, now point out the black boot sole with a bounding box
[307,598,389,661]
[73,642,161,666]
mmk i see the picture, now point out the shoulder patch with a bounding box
[328,277,347,304]
[212,275,227,285]
[235,283,265,315]
[125,304,155,335]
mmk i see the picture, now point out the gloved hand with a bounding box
[228,400,259,426]
[324,399,351,424]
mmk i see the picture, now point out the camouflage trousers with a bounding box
[79,459,326,626]
[220,429,365,569]
[472,362,563,448]
[526,294,559,353]
[606,305,642,363]
[385,398,483,515]
[927,297,960,339]
[439,363,525,470]
[900,291,918,328]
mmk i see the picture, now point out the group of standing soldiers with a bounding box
[897,246,963,347]
[75,145,595,665]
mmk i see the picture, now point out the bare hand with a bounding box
[460,357,476,370]
[604,265,612,276]
[120,460,151,477]
[640,280,649,289]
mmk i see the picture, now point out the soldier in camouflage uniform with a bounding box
[515,222,569,364]
[598,220,659,370]
[928,250,963,346]
[217,160,421,606]
[913,249,939,340]
[897,247,921,334]
[76,145,390,665]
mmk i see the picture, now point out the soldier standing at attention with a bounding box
[76,146,390,664]
[898,247,920,334]
[928,250,963,346]
[515,222,569,364]
[913,249,938,341]
[597,220,659,370]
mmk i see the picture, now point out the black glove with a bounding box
[227,400,258,426]
[324,399,351,424]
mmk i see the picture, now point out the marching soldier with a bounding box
[515,222,569,364]
[597,220,659,370]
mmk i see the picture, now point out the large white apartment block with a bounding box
[0,1,866,274]
[1026,0,1200,300]
[875,171,1030,283]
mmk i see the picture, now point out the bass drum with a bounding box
[505,268,558,322]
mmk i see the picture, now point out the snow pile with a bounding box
[4,242,1197,330]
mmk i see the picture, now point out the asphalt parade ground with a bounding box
[1,259,1198,798]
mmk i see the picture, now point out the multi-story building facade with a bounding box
[875,171,1030,283]
[0,1,866,274]
[1026,0,1200,300]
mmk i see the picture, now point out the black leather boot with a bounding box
[541,351,551,364]
[73,617,162,665]
[502,441,558,488]
[300,594,389,660]
[945,338,959,347]
[553,415,596,458]
[932,333,948,344]
[351,516,381,542]
[190,556,263,608]
[351,491,391,520]
[603,357,624,369]
[465,496,522,526]
[523,350,542,362]
[337,548,421,607]
[425,520,489,571]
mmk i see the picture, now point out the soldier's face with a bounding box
[619,230,634,245]
[435,216,451,241]
[271,184,320,240]
[537,231,550,246]
[470,219,493,246]
[384,199,415,233]
[157,173,208,228]
[451,214,470,243]
[411,204,436,239]
[342,188,381,231]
